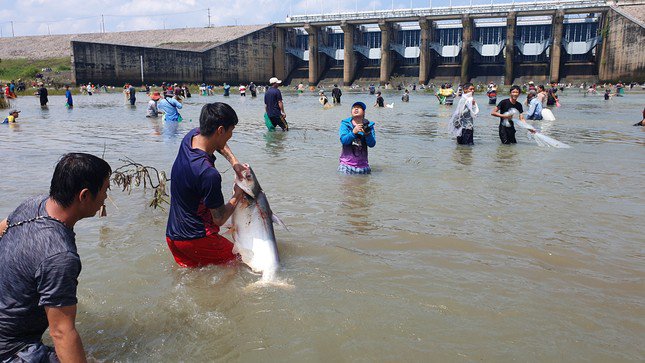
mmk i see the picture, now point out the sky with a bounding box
[0,0,554,37]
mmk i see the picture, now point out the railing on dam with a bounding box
[284,0,608,23]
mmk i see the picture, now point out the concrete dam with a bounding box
[67,0,645,85]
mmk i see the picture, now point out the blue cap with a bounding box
[351,101,366,110]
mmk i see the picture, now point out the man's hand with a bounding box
[232,163,249,181]
[0,218,7,238]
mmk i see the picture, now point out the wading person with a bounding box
[146,91,162,118]
[2,109,19,124]
[331,84,342,104]
[128,83,136,105]
[264,77,288,131]
[374,91,384,108]
[158,92,183,122]
[0,153,111,362]
[546,81,559,106]
[492,85,527,144]
[526,90,543,120]
[402,89,410,102]
[449,83,478,145]
[65,85,73,108]
[338,101,376,174]
[165,102,249,267]
[36,82,48,107]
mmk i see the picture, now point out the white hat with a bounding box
[269,77,282,85]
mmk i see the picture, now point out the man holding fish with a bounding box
[165,102,250,267]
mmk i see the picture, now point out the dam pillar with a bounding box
[304,23,323,85]
[341,21,357,86]
[597,10,609,80]
[460,14,474,84]
[379,20,394,85]
[419,17,433,85]
[505,12,517,85]
[273,27,287,81]
[549,10,565,83]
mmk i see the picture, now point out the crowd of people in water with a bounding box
[0,74,644,361]
[2,77,644,172]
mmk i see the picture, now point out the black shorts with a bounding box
[268,115,288,130]
[457,128,474,145]
[499,122,517,144]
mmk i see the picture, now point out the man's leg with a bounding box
[166,235,236,268]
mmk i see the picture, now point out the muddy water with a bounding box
[1,89,643,362]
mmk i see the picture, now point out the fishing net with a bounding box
[503,109,571,149]
[448,93,479,138]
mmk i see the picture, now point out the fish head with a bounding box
[235,166,262,198]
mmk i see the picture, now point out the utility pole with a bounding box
[207,8,211,27]
[101,15,105,33]
[11,21,14,37]
[47,24,51,35]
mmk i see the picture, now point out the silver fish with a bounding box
[231,167,284,280]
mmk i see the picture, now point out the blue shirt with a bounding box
[0,196,80,360]
[65,90,73,105]
[527,98,543,120]
[166,128,225,240]
[264,87,283,118]
[157,97,183,122]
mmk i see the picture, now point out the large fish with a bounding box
[231,167,284,280]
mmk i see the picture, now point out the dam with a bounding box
[65,0,645,85]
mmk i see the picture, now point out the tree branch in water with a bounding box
[111,157,170,210]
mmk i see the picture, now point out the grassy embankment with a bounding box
[0,57,73,94]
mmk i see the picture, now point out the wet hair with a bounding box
[49,153,112,208]
[463,82,474,90]
[510,85,522,93]
[199,102,238,136]
[538,85,546,91]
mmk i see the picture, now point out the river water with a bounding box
[1,89,643,362]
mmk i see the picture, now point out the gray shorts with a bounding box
[3,343,59,363]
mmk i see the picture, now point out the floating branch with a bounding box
[111,157,170,210]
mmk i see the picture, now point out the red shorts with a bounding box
[166,234,237,268]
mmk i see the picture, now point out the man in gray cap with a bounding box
[526,90,543,120]
[264,77,288,131]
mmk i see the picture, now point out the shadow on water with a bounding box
[40,106,50,119]
[337,174,378,235]
[264,131,287,156]
[494,144,519,168]
[452,145,473,166]
[162,120,180,141]
[148,117,162,136]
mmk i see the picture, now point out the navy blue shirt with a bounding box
[0,196,80,360]
[264,87,283,118]
[166,128,225,240]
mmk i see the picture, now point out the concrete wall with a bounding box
[73,26,297,85]
[72,41,203,85]
[203,27,293,84]
[598,7,645,82]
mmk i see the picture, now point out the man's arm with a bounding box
[215,145,248,179]
[45,305,87,363]
[278,100,285,116]
[0,218,7,238]
[491,106,508,118]
[210,185,244,226]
